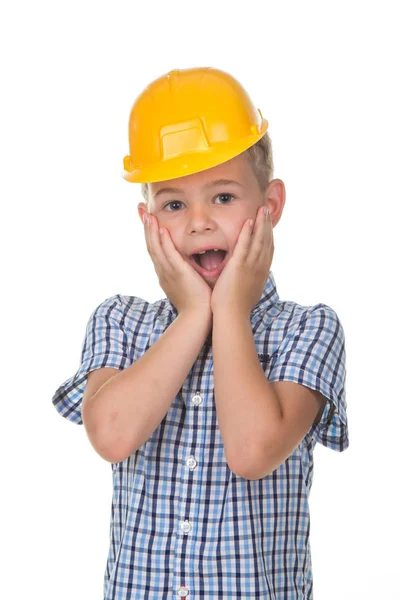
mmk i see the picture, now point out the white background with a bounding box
[1,1,398,598]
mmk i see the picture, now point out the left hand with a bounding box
[211,204,274,315]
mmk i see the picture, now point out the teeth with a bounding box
[197,249,220,254]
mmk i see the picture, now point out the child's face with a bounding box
[139,153,280,288]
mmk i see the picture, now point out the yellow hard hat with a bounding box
[122,67,268,183]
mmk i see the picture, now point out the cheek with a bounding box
[229,225,243,246]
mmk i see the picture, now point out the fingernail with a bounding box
[263,207,268,216]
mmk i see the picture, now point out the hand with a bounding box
[143,212,213,317]
[211,205,274,315]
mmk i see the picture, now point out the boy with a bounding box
[52,67,349,599]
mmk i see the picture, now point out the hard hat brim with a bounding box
[122,120,268,184]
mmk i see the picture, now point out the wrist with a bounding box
[178,308,213,327]
[212,305,250,321]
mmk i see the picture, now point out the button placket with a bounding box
[176,388,201,594]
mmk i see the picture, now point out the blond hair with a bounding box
[141,131,274,207]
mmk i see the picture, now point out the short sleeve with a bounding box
[52,295,131,425]
[267,304,349,451]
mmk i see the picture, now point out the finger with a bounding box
[143,214,156,255]
[264,206,273,235]
[259,205,274,266]
[148,215,188,278]
[145,214,170,275]
[157,224,185,272]
[232,217,254,262]
[143,214,153,255]
[241,205,262,259]
[249,205,271,261]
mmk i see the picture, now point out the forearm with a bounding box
[87,310,212,462]
[212,308,282,477]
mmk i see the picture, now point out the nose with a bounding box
[187,207,216,233]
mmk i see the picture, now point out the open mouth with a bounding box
[190,249,228,275]
[193,250,226,265]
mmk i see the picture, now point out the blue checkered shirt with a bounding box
[52,271,349,599]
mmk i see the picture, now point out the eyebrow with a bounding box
[153,179,244,199]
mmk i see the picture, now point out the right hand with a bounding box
[143,212,213,317]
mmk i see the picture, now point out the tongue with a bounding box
[199,250,226,270]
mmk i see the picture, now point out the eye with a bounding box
[163,193,235,212]
[215,193,234,204]
[163,200,184,212]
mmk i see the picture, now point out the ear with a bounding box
[264,179,286,227]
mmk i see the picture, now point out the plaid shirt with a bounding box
[52,271,349,599]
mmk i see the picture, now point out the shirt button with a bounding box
[177,585,189,597]
[186,455,197,470]
[181,519,192,534]
[191,392,203,406]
